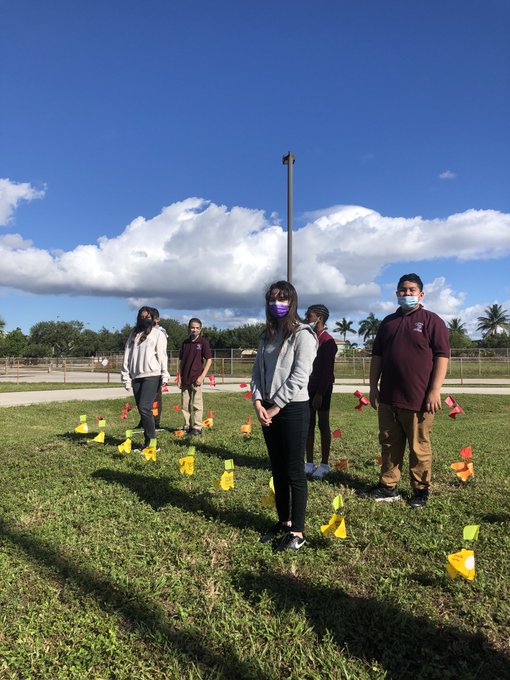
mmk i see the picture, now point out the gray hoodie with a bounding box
[251,323,317,408]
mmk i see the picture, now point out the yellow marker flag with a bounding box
[75,422,88,433]
[125,429,133,438]
[446,549,475,581]
[332,494,344,511]
[261,476,276,507]
[202,417,214,428]
[269,477,275,493]
[224,459,234,470]
[179,455,195,475]
[91,431,105,443]
[187,446,196,456]
[98,419,106,428]
[320,514,347,539]
[79,415,87,422]
[143,446,157,462]
[118,438,132,454]
[463,525,480,541]
[214,470,234,490]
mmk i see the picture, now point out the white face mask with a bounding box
[397,296,420,310]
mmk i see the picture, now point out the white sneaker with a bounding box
[312,464,330,479]
[304,462,315,475]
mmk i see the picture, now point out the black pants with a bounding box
[262,400,310,533]
[132,376,161,446]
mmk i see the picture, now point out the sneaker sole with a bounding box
[374,495,402,503]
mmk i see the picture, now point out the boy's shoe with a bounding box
[312,463,330,480]
[304,462,315,476]
[189,428,202,436]
[260,523,290,544]
[275,532,306,552]
[408,489,429,508]
[361,484,401,502]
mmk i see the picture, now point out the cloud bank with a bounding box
[1,178,510,326]
[0,178,45,226]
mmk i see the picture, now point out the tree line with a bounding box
[0,303,509,357]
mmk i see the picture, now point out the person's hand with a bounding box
[425,388,442,414]
[266,405,281,421]
[312,394,323,410]
[195,376,204,387]
[176,376,181,388]
[255,402,272,426]
[369,386,379,410]
[124,383,131,392]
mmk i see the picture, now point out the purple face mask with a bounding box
[268,302,290,318]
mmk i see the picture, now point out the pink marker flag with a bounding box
[445,395,456,407]
[239,383,248,389]
[208,375,216,387]
[244,391,253,399]
[449,404,465,419]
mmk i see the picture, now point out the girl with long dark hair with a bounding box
[251,281,317,551]
[121,306,169,450]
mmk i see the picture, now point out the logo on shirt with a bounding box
[413,322,424,333]
[196,344,202,350]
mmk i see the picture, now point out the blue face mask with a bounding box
[397,296,420,310]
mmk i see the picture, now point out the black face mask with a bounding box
[140,318,152,330]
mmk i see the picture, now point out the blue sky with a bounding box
[1,0,509,338]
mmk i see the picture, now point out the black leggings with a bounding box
[132,376,161,446]
[262,400,310,533]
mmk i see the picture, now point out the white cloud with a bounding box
[0,178,45,226]
[439,170,457,180]
[1,191,510,330]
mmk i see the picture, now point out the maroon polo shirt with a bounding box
[179,336,212,385]
[308,330,337,395]
[372,306,449,411]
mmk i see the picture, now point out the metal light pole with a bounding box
[282,151,295,283]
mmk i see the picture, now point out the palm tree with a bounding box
[476,304,510,338]
[334,317,357,343]
[447,318,467,335]
[358,313,380,342]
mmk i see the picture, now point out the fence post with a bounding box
[63,359,67,384]
[231,348,234,376]
[460,357,463,385]
[16,359,19,384]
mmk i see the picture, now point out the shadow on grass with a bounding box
[0,519,269,680]
[235,570,510,680]
[91,468,270,534]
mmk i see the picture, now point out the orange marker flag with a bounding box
[335,458,349,471]
[174,429,186,437]
[241,416,252,435]
[375,455,383,465]
[173,404,181,411]
[451,461,474,481]
[202,410,214,428]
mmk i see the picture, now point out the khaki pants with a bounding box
[181,383,204,431]
[378,403,434,491]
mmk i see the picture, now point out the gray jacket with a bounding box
[251,323,318,408]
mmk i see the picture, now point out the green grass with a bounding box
[0,383,120,393]
[0,394,509,679]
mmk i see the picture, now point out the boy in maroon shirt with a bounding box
[177,318,213,435]
[366,273,449,508]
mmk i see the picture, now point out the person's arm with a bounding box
[195,357,212,386]
[369,355,382,409]
[120,336,133,390]
[156,331,169,384]
[425,356,448,414]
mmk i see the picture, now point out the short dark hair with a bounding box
[188,317,202,329]
[397,273,423,292]
[307,304,330,323]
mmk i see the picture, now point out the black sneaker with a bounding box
[408,489,429,508]
[189,428,202,436]
[361,485,401,502]
[260,523,290,544]
[275,532,306,552]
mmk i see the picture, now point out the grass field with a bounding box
[0,393,509,679]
